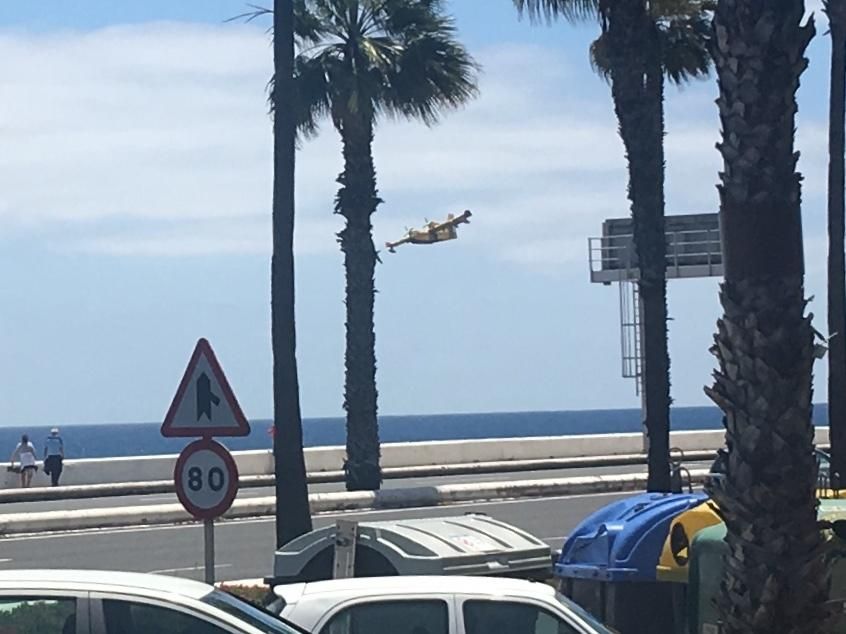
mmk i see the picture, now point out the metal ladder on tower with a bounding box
[619,279,644,396]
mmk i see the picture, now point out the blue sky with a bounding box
[0,0,831,426]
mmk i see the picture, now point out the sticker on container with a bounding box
[450,534,500,552]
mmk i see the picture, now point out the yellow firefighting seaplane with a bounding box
[385,210,472,254]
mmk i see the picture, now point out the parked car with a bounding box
[710,448,833,489]
[0,569,306,634]
[818,448,833,481]
[269,575,614,634]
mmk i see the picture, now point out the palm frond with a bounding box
[513,0,600,24]
[652,0,713,84]
[383,31,480,124]
[226,3,272,24]
[589,33,612,82]
[294,0,333,44]
[292,54,334,138]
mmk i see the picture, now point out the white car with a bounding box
[270,576,613,634]
[0,569,305,634]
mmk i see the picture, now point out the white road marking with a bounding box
[0,490,628,542]
[149,563,232,574]
[0,559,13,563]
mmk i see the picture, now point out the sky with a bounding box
[0,0,833,427]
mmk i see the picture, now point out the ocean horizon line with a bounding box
[0,402,753,429]
[0,405,832,460]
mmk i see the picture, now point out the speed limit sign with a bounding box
[174,438,239,520]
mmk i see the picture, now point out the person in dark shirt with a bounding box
[43,427,64,487]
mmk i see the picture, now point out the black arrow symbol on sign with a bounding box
[196,372,221,421]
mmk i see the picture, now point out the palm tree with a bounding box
[271,0,313,545]
[293,0,478,491]
[704,0,830,630]
[827,0,846,487]
[515,0,711,492]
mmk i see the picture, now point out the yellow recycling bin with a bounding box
[656,500,722,583]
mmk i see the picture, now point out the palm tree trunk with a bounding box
[827,0,846,486]
[336,114,382,492]
[271,0,313,547]
[706,0,830,630]
[607,0,672,492]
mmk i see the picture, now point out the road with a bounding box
[0,491,632,582]
[0,462,709,582]
[0,461,710,515]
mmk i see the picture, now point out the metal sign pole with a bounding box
[204,519,215,585]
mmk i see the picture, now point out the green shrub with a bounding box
[219,583,275,608]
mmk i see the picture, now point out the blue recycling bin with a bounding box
[555,491,707,634]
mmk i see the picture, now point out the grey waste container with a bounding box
[267,514,552,585]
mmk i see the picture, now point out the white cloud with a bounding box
[0,20,828,268]
[65,215,342,257]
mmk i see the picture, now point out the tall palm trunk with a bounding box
[705,0,830,630]
[607,0,672,492]
[827,0,846,486]
[271,0,313,546]
[336,113,382,491]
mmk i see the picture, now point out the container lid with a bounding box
[555,491,708,582]
[273,514,551,579]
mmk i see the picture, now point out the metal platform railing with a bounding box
[588,228,723,284]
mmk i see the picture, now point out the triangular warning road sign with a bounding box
[161,338,251,438]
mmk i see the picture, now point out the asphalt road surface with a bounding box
[0,491,632,582]
[0,463,710,582]
[0,461,711,515]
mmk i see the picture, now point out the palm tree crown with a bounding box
[515,0,712,85]
[294,0,478,137]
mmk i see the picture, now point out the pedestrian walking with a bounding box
[43,427,64,487]
[10,434,37,488]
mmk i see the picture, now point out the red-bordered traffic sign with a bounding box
[161,338,250,438]
[174,438,239,520]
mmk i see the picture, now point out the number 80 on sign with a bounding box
[174,439,239,520]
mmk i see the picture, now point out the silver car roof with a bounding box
[276,575,556,601]
[0,569,212,600]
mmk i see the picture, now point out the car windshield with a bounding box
[555,592,614,633]
[202,590,305,634]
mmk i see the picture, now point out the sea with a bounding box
[0,404,832,460]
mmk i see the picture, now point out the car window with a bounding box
[463,600,580,634]
[0,597,77,634]
[320,600,449,634]
[103,599,229,634]
[553,594,612,633]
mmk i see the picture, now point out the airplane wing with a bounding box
[452,209,472,224]
[385,236,412,253]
